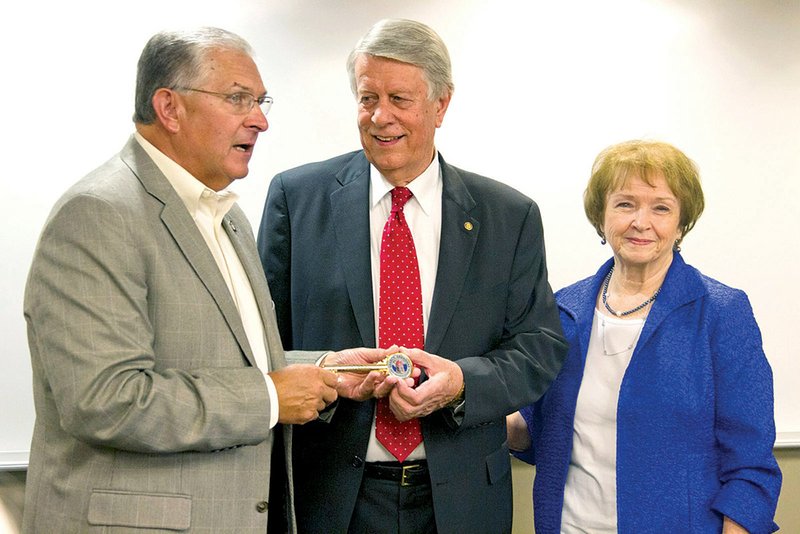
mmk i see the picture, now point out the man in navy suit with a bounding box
[257,19,567,534]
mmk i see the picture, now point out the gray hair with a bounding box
[346,19,454,101]
[134,27,253,124]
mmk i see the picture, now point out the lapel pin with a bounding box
[463,221,473,231]
[229,219,238,232]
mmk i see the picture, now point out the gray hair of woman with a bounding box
[134,27,253,125]
[346,18,455,101]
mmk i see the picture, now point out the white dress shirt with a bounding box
[365,153,443,462]
[134,132,279,428]
[561,309,644,533]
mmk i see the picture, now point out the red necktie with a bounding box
[376,187,424,461]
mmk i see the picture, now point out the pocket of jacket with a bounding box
[88,489,192,531]
[485,440,511,485]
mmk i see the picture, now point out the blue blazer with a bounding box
[258,150,567,534]
[515,254,781,534]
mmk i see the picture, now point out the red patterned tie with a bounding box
[376,187,424,461]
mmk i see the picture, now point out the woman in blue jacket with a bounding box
[508,140,781,533]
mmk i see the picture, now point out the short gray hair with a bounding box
[134,27,253,124]
[346,19,454,101]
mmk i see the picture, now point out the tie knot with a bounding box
[391,187,413,212]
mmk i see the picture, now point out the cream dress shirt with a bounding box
[134,132,279,428]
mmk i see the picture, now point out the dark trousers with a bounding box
[347,473,437,534]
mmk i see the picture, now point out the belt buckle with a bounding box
[400,464,420,487]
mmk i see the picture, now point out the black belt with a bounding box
[363,461,430,487]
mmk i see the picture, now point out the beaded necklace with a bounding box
[601,265,662,317]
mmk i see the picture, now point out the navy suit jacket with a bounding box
[258,150,567,534]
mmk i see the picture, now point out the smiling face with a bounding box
[354,54,450,186]
[173,48,268,191]
[603,172,682,273]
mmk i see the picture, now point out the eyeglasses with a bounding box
[177,87,273,115]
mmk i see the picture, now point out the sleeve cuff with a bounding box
[710,478,780,534]
[262,373,280,429]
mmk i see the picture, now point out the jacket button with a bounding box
[256,501,269,513]
[351,456,364,468]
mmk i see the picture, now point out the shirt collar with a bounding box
[134,132,238,218]
[369,151,441,215]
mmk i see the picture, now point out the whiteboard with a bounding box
[2,0,798,468]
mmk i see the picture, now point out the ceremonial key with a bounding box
[323,352,414,379]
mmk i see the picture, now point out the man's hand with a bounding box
[322,346,417,401]
[387,348,464,422]
[269,364,338,424]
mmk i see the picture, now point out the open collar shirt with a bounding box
[134,132,278,428]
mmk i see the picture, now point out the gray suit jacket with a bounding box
[23,137,301,533]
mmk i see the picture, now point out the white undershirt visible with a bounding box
[561,309,644,534]
[134,132,279,428]
[364,153,443,462]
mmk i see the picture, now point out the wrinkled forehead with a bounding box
[200,48,266,93]
[353,54,433,97]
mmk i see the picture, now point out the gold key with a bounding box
[323,352,413,379]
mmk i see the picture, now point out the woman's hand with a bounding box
[722,516,749,534]
[506,411,532,452]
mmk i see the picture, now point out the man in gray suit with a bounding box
[22,27,378,533]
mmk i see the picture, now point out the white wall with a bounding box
[2,0,798,466]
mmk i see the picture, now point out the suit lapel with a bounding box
[425,157,479,354]
[224,208,287,370]
[119,137,256,366]
[330,153,376,347]
[329,152,482,352]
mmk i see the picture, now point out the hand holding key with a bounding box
[322,347,418,401]
[323,352,414,379]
